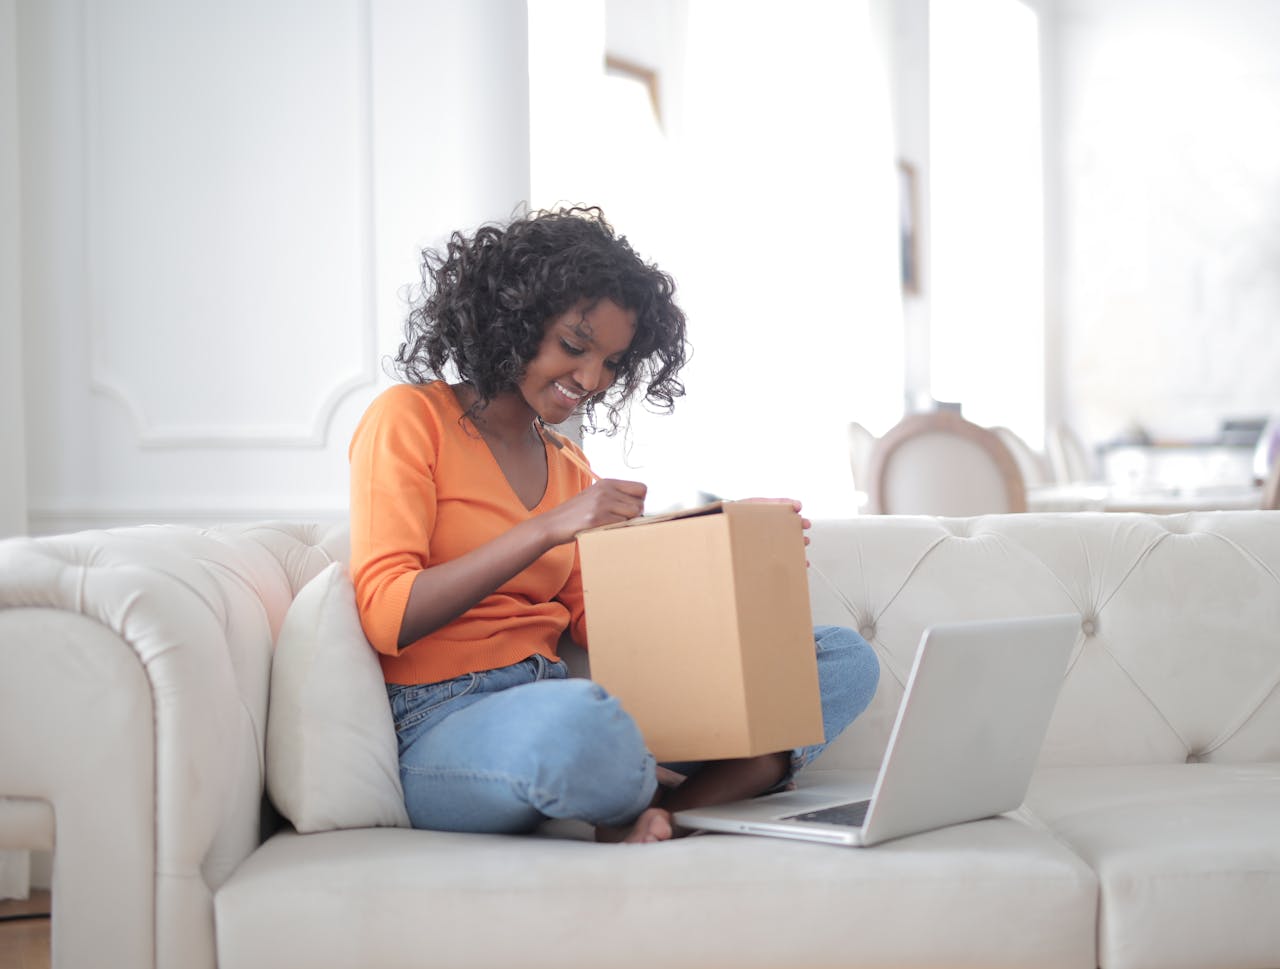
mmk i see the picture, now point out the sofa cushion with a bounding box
[265,563,409,832]
[1026,763,1280,969]
[214,791,1098,969]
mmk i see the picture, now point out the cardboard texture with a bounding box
[576,501,824,762]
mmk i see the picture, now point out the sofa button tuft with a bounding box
[1081,618,1097,636]
[859,623,876,641]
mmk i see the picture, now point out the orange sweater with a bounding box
[348,381,594,685]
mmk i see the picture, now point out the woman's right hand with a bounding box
[540,478,647,546]
[395,477,646,646]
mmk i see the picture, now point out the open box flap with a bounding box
[582,500,726,532]
[581,499,796,534]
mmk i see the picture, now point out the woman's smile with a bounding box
[520,298,637,422]
[552,381,587,405]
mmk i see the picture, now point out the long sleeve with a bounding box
[348,384,440,656]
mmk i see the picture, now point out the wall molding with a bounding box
[81,0,378,449]
[87,371,378,449]
[28,502,349,536]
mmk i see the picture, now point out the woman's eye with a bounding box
[560,340,585,356]
[604,359,621,371]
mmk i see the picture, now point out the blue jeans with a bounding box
[387,625,879,833]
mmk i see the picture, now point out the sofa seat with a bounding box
[213,770,1097,969]
[1026,763,1280,969]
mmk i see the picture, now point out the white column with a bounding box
[0,0,34,900]
[0,0,27,540]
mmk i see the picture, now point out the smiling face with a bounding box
[517,298,637,424]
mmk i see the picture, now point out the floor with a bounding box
[0,892,51,969]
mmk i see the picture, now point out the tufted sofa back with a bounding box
[807,512,1280,771]
[4,509,1277,939]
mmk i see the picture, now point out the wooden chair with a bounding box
[991,426,1052,488]
[847,421,877,492]
[866,411,1027,515]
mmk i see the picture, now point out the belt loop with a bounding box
[533,653,548,679]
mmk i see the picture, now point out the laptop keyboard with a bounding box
[782,799,871,827]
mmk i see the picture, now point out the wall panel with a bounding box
[19,0,532,534]
[84,0,376,446]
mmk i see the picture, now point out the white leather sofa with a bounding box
[2,512,1278,969]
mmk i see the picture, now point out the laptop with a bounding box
[673,613,1079,847]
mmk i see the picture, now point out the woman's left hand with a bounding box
[741,497,811,561]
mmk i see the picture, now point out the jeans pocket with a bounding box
[536,655,569,681]
[392,673,480,733]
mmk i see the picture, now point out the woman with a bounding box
[349,206,878,843]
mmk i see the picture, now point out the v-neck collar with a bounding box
[440,382,551,513]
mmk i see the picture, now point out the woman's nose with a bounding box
[575,357,605,393]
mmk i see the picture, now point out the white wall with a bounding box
[604,0,689,134]
[1054,0,1280,445]
[15,0,531,535]
[882,0,1280,450]
[16,1,1276,530]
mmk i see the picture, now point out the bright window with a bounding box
[929,0,1045,447]
[530,1,903,516]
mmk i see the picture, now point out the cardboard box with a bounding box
[576,501,823,762]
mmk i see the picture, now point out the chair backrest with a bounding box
[847,421,877,491]
[1046,423,1095,484]
[866,411,1027,515]
[991,426,1051,487]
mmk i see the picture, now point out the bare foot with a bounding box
[655,766,687,789]
[595,807,674,844]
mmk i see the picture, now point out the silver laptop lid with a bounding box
[859,613,1079,846]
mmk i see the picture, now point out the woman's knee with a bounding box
[530,679,647,757]
[400,678,654,829]
[519,679,656,823]
[814,624,880,726]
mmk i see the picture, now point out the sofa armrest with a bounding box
[0,608,156,968]
[0,528,282,969]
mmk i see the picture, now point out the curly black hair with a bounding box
[394,205,688,433]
